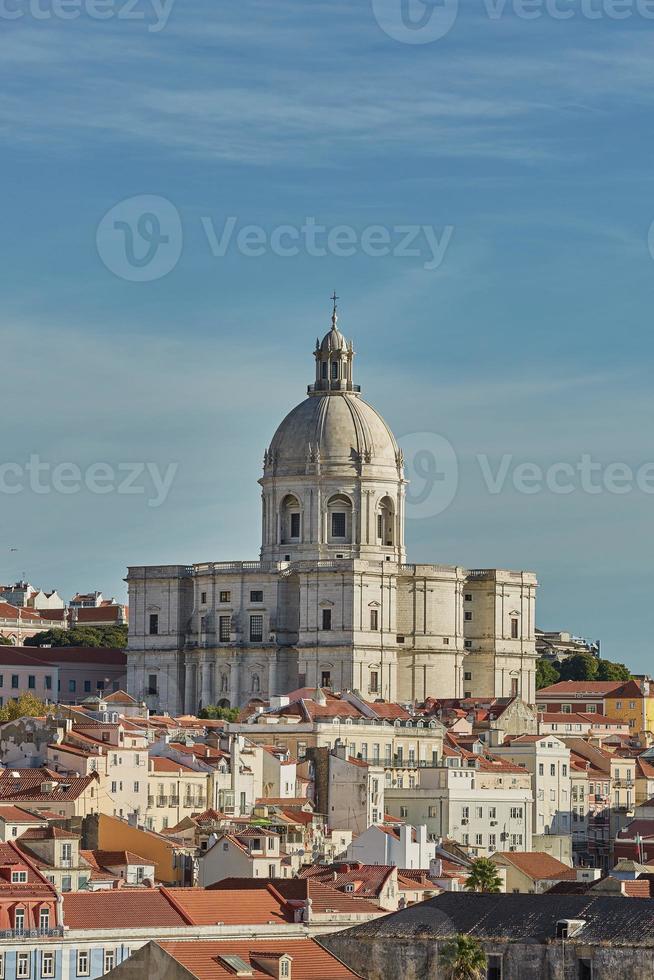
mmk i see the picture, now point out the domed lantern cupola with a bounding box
[310,293,358,395]
[260,295,406,565]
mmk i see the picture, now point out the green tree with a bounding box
[596,659,631,681]
[464,857,503,894]
[0,636,13,646]
[0,693,49,723]
[25,625,128,649]
[198,705,240,722]
[536,658,560,689]
[440,935,487,980]
[558,652,599,682]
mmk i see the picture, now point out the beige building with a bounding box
[146,756,208,833]
[127,303,538,713]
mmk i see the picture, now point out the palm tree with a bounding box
[440,935,487,980]
[464,857,502,894]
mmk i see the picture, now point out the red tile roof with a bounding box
[0,805,48,823]
[0,769,99,802]
[150,756,201,774]
[537,681,626,696]
[298,863,394,899]
[92,850,154,868]
[164,883,291,925]
[494,851,577,881]
[62,889,190,928]
[12,645,126,666]
[157,938,361,979]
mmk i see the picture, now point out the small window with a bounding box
[511,618,519,638]
[11,675,19,689]
[249,615,264,642]
[464,611,473,622]
[219,591,231,603]
[84,680,91,693]
[400,806,408,818]
[331,361,338,380]
[147,675,158,696]
[464,640,472,649]
[41,952,55,979]
[321,671,331,688]
[200,591,207,604]
[12,871,27,883]
[68,679,76,693]
[370,671,379,693]
[28,675,36,689]
[322,609,332,631]
[331,512,346,537]
[219,615,231,642]
[16,954,30,980]
[487,954,503,980]
[290,512,301,538]
[370,609,379,631]
[250,590,264,603]
[77,948,90,974]
[464,671,472,681]
[148,613,159,635]
[103,951,115,974]
[45,676,52,691]
[464,593,473,602]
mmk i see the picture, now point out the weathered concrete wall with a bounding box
[320,934,654,980]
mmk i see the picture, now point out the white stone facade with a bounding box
[127,305,538,713]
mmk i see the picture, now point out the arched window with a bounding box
[280,494,301,544]
[327,494,353,544]
[377,496,395,547]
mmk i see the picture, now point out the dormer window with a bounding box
[11,871,27,883]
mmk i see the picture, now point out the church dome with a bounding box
[267,392,400,478]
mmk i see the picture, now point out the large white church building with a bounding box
[126,304,537,714]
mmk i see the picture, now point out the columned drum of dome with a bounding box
[260,305,407,565]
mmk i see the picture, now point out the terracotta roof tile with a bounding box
[157,938,361,978]
[494,851,576,880]
[62,889,189,928]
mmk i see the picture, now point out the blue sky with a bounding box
[1,0,654,670]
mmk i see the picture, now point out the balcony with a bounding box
[170,796,180,806]
[0,927,65,939]
[156,796,169,807]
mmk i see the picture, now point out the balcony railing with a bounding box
[0,927,65,939]
[156,796,169,807]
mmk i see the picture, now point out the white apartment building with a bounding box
[492,734,571,837]
[327,751,384,833]
[385,762,533,857]
[346,823,437,870]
